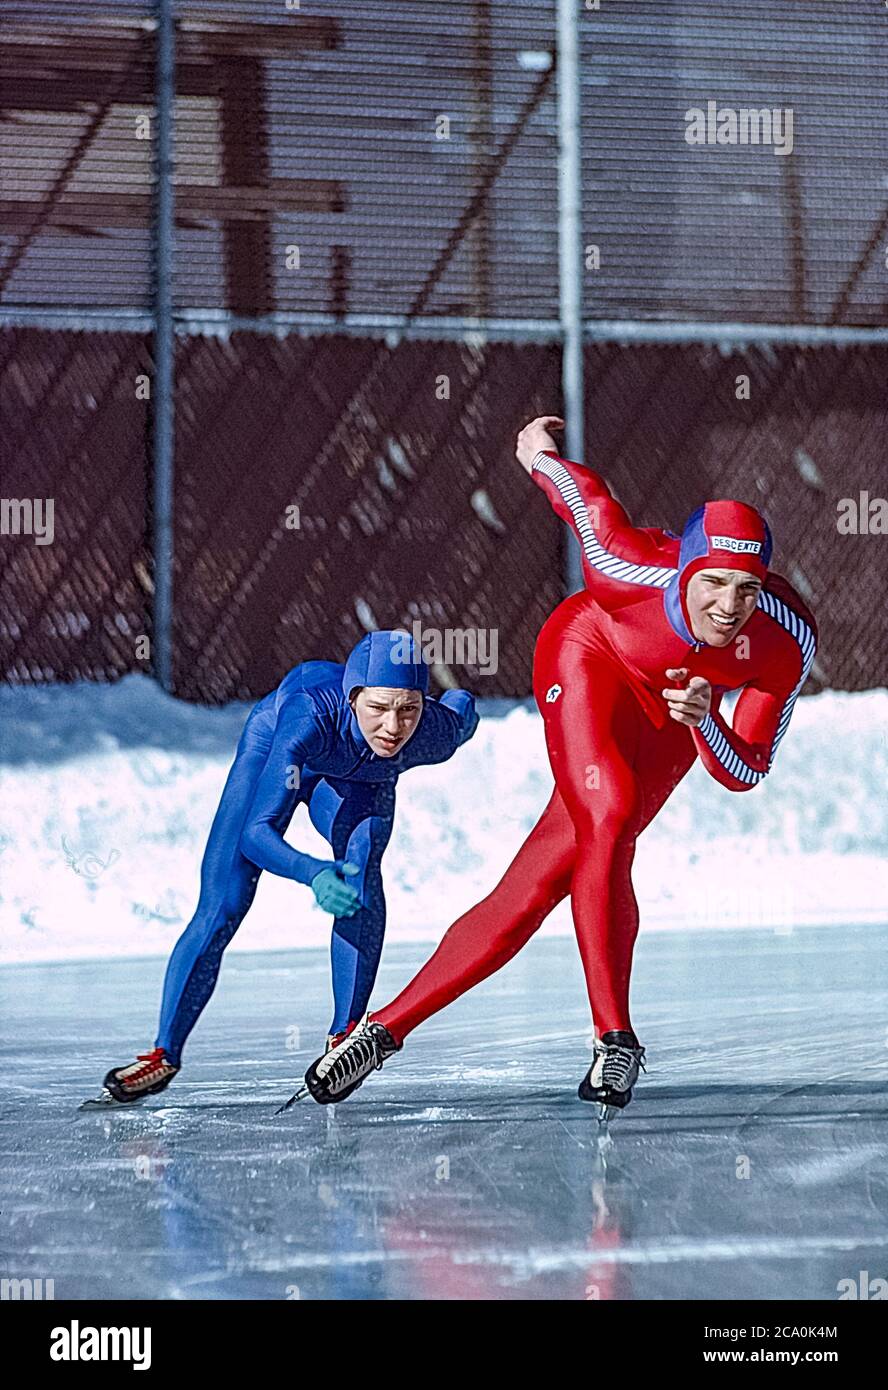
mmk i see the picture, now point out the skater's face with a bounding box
[685,568,762,647]
[351,686,423,756]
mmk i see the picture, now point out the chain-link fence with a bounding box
[170,332,564,700]
[0,327,153,684]
[3,324,885,697]
[581,341,888,694]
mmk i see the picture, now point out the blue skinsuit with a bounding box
[155,634,478,1065]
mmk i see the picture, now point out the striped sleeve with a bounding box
[693,591,817,791]
[530,450,676,600]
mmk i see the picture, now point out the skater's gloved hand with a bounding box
[311,862,361,917]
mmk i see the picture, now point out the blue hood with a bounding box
[342,630,430,699]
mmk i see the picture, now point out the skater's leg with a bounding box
[532,628,695,1038]
[328,841,388,1035]
[306,779,395,1036]
[154,702,293,1065]
[155,860,258,1067]
[373,788,577,1044]
[533,631,645,1038]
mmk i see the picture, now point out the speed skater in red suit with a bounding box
[302,415,818,1114]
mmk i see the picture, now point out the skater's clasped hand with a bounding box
[515,416,564,474]
[311,863,361,917]
[662,669,712,727]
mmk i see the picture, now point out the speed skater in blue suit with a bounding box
[97,630,478,1104]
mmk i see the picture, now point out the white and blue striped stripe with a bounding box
[532,452,677,589]
[697,711,763,785]
[698,589,817,785]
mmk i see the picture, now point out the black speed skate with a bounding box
[79,1047,179,1110]
[304,1012,400,1105]
[578,1030,646,1122]
[274,1024,359,1113]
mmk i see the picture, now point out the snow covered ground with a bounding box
[1,676,886,965]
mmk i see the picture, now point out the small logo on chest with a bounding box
[545,683,563,703]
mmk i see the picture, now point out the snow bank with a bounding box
[1,676,885,964]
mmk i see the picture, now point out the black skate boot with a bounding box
[98,1047,179,1106]
[305,1012,400,1105]
[578,1030,646,1121]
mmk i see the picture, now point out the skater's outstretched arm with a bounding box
[238,693,336,883]
[439,688,480,745]
[666,612,817,792]
[399,689,479,769]
[514,416,676,602]
[692,665,813,792]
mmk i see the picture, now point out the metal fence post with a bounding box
[152,0,176,691]
[557,0,585,594]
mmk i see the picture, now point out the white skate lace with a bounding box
[327,1025,392,1092]
[601,1043,647,1091]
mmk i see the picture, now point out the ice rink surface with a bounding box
[2,925,886,1301]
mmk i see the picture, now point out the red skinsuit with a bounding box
[375,450,817,1041]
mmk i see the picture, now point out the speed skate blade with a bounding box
[78,1088,138,1111]
[274,1084,309,1115]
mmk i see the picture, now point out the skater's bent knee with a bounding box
[571,809,637,847]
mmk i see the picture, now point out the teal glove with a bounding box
[311,862,360,918]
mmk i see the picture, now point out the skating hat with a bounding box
[664,499,772,642]
[342,630,430,700]
[677,500,773,584]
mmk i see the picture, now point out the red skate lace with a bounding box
[128,1048,169,1083]
[331,1020,358,1047]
